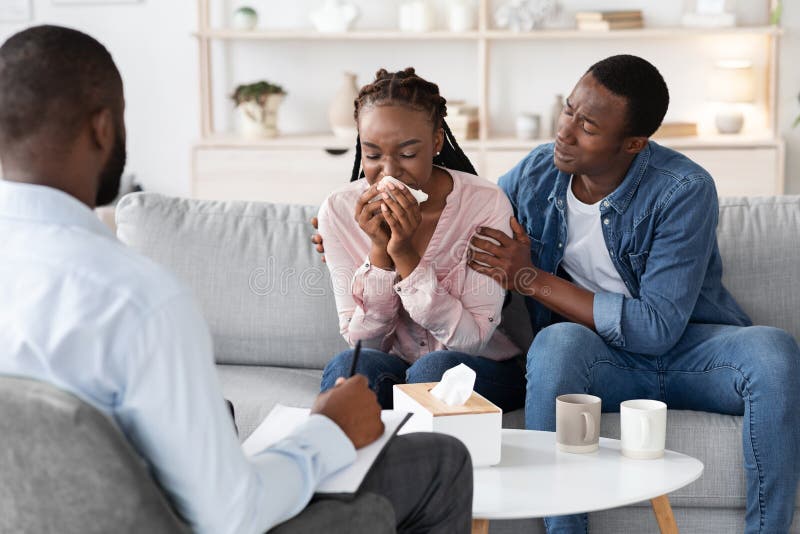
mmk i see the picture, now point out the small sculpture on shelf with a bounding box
[681,0,736,28]
[231,81,286,138]
[232,6,258,31]
[310,0,360,33]
[494,0,560,32]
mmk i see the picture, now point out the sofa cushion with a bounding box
[116,194,799,372]
[717,196,800,340]
[116,193,347,369]
[217,365,322,440]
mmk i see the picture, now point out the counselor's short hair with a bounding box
[586,54,669,138]
[0,25,122,147]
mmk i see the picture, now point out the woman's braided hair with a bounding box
[349,67,477,182]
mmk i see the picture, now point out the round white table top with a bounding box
[472,429,704,520]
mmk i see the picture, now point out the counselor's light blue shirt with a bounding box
[0,180,356,534]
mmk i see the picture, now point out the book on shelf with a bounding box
[652,122,698,139]
[577,19,644,31]
[575,10,643,22]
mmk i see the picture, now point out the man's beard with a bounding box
[95,130,127,206]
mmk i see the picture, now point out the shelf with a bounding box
[195,133,354,149]
[195,26,782,42]
[195,29,480,40]
[483,25,782,40]
[196,133,782,151]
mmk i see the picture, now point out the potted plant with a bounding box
[231,81,286,138]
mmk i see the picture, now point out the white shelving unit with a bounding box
[192,0,785,205]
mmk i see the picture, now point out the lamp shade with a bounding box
[707,60,755,103]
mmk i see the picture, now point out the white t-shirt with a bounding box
[562,176,632,298]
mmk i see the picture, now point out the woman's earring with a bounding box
[435,151,440,156]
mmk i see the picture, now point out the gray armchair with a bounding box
[0,375,189,534]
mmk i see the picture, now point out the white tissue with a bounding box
[370,176,429,204]
[430,364,476,406]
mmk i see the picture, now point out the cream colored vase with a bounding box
[237,94,284,138]
[328,72,359,141]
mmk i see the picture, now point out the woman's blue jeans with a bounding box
[526,322,800,534]
[321,348,526,412]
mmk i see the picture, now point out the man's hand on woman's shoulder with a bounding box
[310,217,326,262]
[468,216,535,293]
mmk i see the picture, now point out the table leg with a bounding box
[650,494,678,534]
[471,518,489,534]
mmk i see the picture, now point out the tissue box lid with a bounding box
[395,383,501,416]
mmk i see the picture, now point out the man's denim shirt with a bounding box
[498,141,751,356]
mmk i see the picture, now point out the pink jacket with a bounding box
[317,167,520,363]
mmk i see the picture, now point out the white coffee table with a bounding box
[471,430,703,534]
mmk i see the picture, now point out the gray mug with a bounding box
[556,394,602,453]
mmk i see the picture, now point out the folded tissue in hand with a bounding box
[393,364,502,466]
[370,176,429,204]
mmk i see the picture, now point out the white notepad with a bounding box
[242,404,410,494]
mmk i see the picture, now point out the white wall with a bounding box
[0,0,199,198]
[1,0,798,195]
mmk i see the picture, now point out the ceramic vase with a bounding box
[515,112,541,140]
[448,0,476,32]
[310,0,360,33]
[237,94,284,138]
[329,72,359,140]
[399,0,436,32]
[549,94,564,137]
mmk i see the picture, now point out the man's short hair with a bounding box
[0,25,122,147]
[586,54,669,138]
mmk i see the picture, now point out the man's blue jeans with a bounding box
[321,348,526,411]
[526,322,800,534]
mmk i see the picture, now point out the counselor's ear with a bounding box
[89,107,115,154]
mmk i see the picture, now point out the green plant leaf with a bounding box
[770,1,783,25]
[231,80,286,105]
[794,115,800,129]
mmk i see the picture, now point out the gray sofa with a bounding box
[115,193,800,534]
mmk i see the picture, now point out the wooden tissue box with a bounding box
[393,382,502,466]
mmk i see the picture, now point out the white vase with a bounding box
[515,113,541,140]
[399,1,436,32]
[310,0,360,33]
[237,95,284,138]
[448,0,476,32]
[328,72,359,140]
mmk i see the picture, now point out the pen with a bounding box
[348,339,362,377]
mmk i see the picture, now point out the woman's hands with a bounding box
[354,183,393,269]
[380,181,422,259]
[380,181,422,278]
[313,181,423,276]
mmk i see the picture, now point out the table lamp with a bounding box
[707,60,755,134]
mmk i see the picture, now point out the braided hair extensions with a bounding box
[349,67,477,182]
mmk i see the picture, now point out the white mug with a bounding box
[620,399,667,459]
